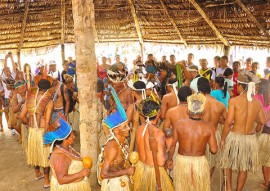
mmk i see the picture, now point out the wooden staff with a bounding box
[148,124,162,191]
[26,65,31,88]
[129,109,140,152]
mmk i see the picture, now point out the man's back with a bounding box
[230,94,264,134]
[136,123,166,167]
[160,92,178,119]
[175,119,216,156]
[163,104,188,129]
[203,95,227,128]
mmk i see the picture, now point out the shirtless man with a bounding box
[134,100,174,191]
[197,78,227,176]
[20,79,54,188]
[163,86,192,130]
[169,93,217,191]
[220,71,266,191]
[49,72,70,122]
[100,87,134,191]
[160,78,179,120]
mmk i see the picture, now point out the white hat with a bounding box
[49,60,56,65]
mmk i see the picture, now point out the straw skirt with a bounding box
[258,133,270,167]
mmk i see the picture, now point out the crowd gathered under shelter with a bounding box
[1,50,270,191]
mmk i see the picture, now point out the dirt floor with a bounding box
[0,117,266,191]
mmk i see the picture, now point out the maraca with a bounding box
[129,151,139,183]
[82,156,92,181]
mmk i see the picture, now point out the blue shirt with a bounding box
[211,89,230,108]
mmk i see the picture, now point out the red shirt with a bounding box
[232,72,239,97]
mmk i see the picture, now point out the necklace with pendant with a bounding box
[56,145,82,160]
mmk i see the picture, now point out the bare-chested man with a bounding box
[133,99,174,191]
[220,71,266,191]
[49,72,70,122]
[197,78,227,176]
[20,79,54,188]
[169,93,217,191]
[160,78,179,120]
[100,87,134,191]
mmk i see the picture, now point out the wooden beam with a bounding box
[235,0,270,40]
[188,0,230,46]
[127,0,144,45]
[61,0,66,64]
[17,0,30,67]
[159,0,187,46]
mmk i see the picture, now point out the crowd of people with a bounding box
[0,52,83,189]
[2,49,270,191]
[96,53,270,191]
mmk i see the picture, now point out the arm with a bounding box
[52,154,89,185]
[126,104,134,124]
[157,133,167,166]
[208,124,218,154]
[19,104,28,124]
[101,142,134,179]
[160,96,168,120]
[219,106,227,124]
[10,53,16,73]
[221,99,234,147]
[163,110,171,130]
[255,104,267,132]
[63,85,70,115]
[12,96,21,113]
[168,122,178,160]
[45,100,54,128]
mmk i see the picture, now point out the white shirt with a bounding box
[211,67,228,80]
[1,71,16,98]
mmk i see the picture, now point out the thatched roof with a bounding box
[0,0,270,50]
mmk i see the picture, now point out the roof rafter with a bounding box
[159,0,187,46]
[235,0,270,40]
[61,0,66,45]
[18,0,30,50]
[187,0,230,46]
[127,0,144,44]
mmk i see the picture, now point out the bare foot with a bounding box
[260,183,267,190]
[43,180,50,188]
[35,173,44,181]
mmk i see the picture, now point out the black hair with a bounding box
[223,68,233,78]
[258,79,270,106]
[167,78,177,85]
[233,61,240,66]
[221,55,228,61]
[198,83,211,94]
[214,56,220,61]
[142,100,160,120]
[133,81,146,90]
[197,77,209,88]
[215,77,227,98]
[178,86,192,102]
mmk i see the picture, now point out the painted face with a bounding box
[67,131,75,145]
[115,122,130,138]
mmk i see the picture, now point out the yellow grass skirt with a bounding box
[174,154,210,191]
[27,127,50,167]
[101,175,130,191]
[205,129,221,169]
[21,124,28,155]
[258,133,270,167]
[133,161,174,191]
[220,131,258,172]
[51,160,91,191]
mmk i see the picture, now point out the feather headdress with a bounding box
[103,87,128,129]
[187,93,206,114]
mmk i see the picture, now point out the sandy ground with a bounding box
[0,116,266,191]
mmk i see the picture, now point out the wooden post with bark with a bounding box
[72,0,98,186]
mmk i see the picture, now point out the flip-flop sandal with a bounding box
[43,184,50,189]
[34,174,44,181]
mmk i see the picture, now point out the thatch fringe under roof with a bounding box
[0,0,270,51]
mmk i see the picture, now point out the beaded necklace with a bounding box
[56,145,82,160]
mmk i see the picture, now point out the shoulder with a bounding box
[51,151,71,166]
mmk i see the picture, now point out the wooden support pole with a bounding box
[17,51,21,71]
[61,44,65,66]
[72,0,98,186]
[159,0,187,46]
[188,0,230,46]
[224,46,231,57]
[17,0,30,70]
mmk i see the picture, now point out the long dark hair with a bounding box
[258,79,270,106]
[215,77,227,98]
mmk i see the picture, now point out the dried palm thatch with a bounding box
[0,0,269,50]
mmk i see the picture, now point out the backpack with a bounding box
[60,83,76,113]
